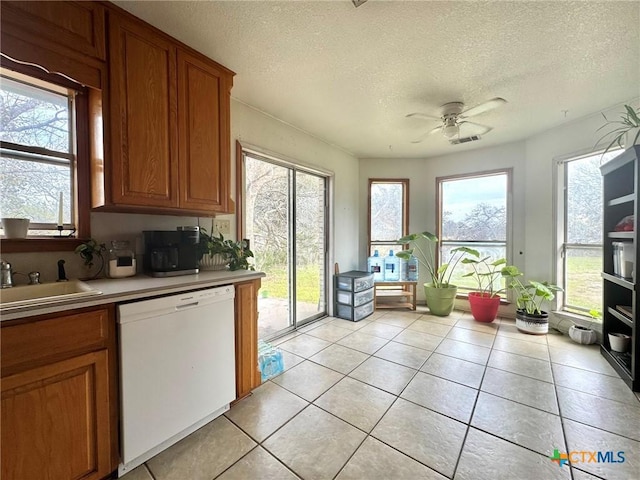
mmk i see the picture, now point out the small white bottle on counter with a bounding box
[108,240,137,278]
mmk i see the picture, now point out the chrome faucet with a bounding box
[1,260,14,288]
[28,271,41,285]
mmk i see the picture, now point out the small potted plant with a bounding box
[595,104,640,156]
[396,231,467,316]
[568,309,598,345]
[74,238,107,279]
[457,248,510,323]
[503,266,563,334]
[198,223,255,271]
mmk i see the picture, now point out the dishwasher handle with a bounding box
[175,301,199,310]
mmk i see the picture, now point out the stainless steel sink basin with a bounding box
[0,280,102,311]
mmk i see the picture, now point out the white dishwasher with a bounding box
[117,285,235,476]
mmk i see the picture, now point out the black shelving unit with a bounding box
[600,145,639,391]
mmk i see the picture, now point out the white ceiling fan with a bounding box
[407,97,507,144]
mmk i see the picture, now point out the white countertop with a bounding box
[0,269,265,321]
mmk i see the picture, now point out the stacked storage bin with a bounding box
[334,270,375,321]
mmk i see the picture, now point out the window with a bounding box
[0,64,89,247]
[557,150,620,317]
[437,170,511,293]
[368,179,409,256]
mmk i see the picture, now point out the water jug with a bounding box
[407,255,419,281]
[383,250,400,281]
[400,257,409,281]
[367,250,384,282]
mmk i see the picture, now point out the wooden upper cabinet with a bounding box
[100,8,235,215]
[178,50,233,213]
[108,13,179,208]
[0,1,106,88]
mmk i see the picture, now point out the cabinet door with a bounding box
[234,279,262,399]
[1,350,112,480]
[108,13,179,208]
[177,50,233,213]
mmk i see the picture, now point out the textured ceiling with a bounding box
[114,0,640,159]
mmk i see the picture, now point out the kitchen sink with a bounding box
[0,280,102,311]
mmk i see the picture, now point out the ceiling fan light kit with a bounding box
[407,97,507,144]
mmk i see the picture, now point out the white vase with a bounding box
[608,332,631,352]
[199,253,229,271]
[568,325,597,345]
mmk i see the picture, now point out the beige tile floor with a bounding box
[122,308,640,480]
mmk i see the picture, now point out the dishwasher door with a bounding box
[118,285,235,475]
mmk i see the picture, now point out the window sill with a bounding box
[0,238,86,253]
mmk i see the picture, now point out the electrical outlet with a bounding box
[214,219,231,235]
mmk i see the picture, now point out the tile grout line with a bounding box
[549,342,577,480]
[449,319,499,480]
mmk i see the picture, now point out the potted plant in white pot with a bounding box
[457,248,511,323]
[568,309,599,345]
[595,104,640,155]
[396,231,467,316]
[198,225,255,271]
[503,266,563,334]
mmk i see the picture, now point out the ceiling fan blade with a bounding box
[460,97,507,118]
[406,112,441,121]
[458,120,493,135]
[411,125,442,143]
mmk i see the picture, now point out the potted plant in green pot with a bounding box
[458,248,510,323]
[595,104,640,155]
[503,266,563,334]
[396,231,467,316]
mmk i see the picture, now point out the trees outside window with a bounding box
[1,71,77,236]
[369,179,409,257]
[559,150,621,317]
[438,170,510,293]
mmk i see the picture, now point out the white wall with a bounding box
[359,141,527,303]
[231,100,361,271]
[359,99,639,309]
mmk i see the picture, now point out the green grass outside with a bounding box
[259,265,321,303]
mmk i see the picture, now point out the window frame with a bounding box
[554,148,622,318]
[0,57,90,252]
[367,178,410,256]
[436,168,512,295]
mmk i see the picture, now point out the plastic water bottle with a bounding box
[367,250,384,282]
[383,250,400,281]
[400,257,409,281]
[407,255,419,281]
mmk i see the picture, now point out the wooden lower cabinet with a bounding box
[1,306,118,480]
[234,278,262,400]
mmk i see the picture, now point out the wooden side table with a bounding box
[374,281,417,311]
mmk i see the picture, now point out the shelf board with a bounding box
[608,193,635,207]
[608,306,633,328]
[602,272,635,290]
[607,231,634,239]
[600,346,634,388]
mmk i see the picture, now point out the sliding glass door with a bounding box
[243,152,328,339]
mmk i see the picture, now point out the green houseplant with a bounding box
[198,225,255,271]
[396,231,467,316]
[458,248,510,323]
[503,266,563,334]
[595,104,640,157]
[74,238,107,279]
